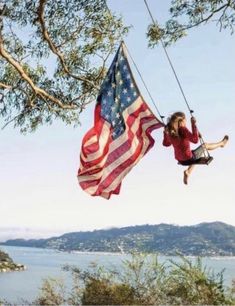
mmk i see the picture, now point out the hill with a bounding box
[1,222,235,256]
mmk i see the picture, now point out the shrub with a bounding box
[34,278,66,305]
[81,279,136,305]
[32,254,235,305]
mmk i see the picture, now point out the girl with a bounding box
[163,111,229,185]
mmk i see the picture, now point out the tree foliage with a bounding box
[147,0,235,47]
[0,0,128,132]
[34,278,66,305]
[31,254,235,305]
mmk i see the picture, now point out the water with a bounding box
[0,245,235,303]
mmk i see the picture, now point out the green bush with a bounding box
[81,279,136,305]
[32,254,235,305]
[34,278,66,305]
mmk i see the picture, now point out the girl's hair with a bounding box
[166,111,185,137]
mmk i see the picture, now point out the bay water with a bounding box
[0,245,235,304]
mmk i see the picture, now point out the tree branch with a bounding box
[217,3,231,31]
[174,2,232,33]
[0,82,11,89]
[1,113,22,130]
[149,1,234,46]
[0,34,77,109]
[37,0,99,90]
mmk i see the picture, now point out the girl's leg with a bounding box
[183,165,195,185]
[204,135,229,151]
[183,136,228,185]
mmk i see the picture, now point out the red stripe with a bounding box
[80,107,112,169]
[78,166,102,177]
[81,103,112,156]
[79,178,102,190]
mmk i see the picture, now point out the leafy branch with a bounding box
[147,0,235,47]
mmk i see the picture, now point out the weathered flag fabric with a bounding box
[77,42,163,199]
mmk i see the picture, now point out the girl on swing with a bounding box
[163,111,229,185]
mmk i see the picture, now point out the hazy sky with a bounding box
[0,0,234,240]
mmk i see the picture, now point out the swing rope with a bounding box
[143,0,211,161]
[105,2,165,124]
[123,42,165,124]
[143,0,193,114]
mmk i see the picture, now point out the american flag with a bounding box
[77,42,163,199]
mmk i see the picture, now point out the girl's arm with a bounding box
[180,118,199,143]
[162,128,172,147]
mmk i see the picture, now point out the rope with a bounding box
[123,42,165,123]
[104,2,165,124]
[143,0,211,159]
[143,0,193,115]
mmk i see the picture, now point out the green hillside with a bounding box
[1,222,235,256]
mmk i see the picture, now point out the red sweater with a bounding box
[163,122,199,161]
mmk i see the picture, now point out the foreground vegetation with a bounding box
[5,254,232,305]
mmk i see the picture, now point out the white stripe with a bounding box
[84,134,97,147]
[78,170,102,183]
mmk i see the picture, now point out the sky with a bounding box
[0,0,234,241]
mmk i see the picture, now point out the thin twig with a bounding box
[37,0,99,90]
[0,82,11,89]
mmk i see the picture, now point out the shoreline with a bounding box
[0,248,27,273]
[2,245,235,259]
[0,263,26,273]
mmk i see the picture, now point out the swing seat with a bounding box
[178,156,213,166]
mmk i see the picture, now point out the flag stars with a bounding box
[99,50,137,130]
